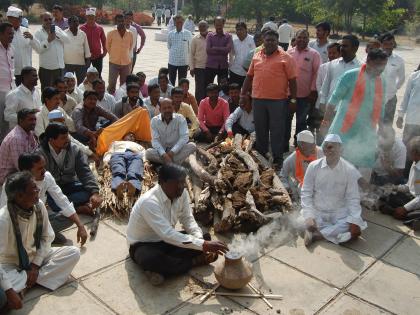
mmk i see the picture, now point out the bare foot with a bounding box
[126,181,136,198]
[115,182,126,199]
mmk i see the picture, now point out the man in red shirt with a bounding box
[195,83,230,143]
[80,8,107,77]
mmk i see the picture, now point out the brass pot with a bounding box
[214,252,253,290]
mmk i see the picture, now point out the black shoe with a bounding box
[52,232,68,245]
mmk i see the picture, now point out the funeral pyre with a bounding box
[98,134,292,233]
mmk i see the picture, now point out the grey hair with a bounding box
[5,171,34,201]
[198,20,208,27]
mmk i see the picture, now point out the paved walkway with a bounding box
[7,26,420,315]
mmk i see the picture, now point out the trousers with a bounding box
[90,57,103,77]
[108,63,131,94]
[168,64,188,86]
[0,91,9,142]
[383,95,398,125]
[65,64,87,85]
[228,70,245,87]
[129,241,202,276]
[145,142,196,165]
[0,246,80,292]
[110,151,144,191]
[38,67,63,92]
[194,68,206,104]
[49,181,91,209]
[253,98,288,162]
[285,97,311,147]
[205,67,228,87]
[232,122,250,136]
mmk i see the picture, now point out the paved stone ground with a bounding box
[7,26,420,315]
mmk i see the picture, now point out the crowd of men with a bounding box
[1,4,420,310]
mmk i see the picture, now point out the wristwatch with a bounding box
[290,98,297,104]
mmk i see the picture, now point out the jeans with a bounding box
[285,97,311,147]
[253,98,288,162]
[193,68,206,104]
[65,64,87,85]
[39,67,64,91]
[205,67,228,87]
[168,64,188,86]
[108,63,131,94]
[110,151,144,192]
[91,57,103,77]
[50,181,91,209]
[129,241,202,276]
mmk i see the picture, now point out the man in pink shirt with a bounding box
[0,108,38,185]
[0,22,15,142]
[80,8,107,77]
[286,29,321,149]
[195,83,230,143]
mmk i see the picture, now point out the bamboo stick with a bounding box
[199,283,220,303]
[194,291,283,300]
[248,283,273,309]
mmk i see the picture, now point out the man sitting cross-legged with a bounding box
[0,172,80,311]
[103,133,145,199]
[38,123,102,216]
[127,164,228,285]
[145,98,196,165]
[301,134,367,246]
[225,94,255,138]
[0,153,88,246]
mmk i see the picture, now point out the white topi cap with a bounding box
[64,72,76,79]
[86,7,97,16]
[87,66,98,73]
[297,130,315,144]
[7,6,23,18]
[324,134,343,144]
[48,109,64,120]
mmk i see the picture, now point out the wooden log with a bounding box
[189,172,203,209]
[246,190,270,220]
[250,150,271,170]
[244,132,256,152]
[233,133,243,150]
[214,197,235,233]
[196,147,218,174]
[188,154,216,185]
[272,173,292,211]
[235,149,260,187]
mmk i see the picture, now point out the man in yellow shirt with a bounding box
[106,14,133,94]
[171,87,199,137]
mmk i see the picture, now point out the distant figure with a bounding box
[309,22,331,64]
[183,15,195,33]
[52,4,68,30]
[164,8,172,26]
[277,18,293,51]
[262,16,278,32]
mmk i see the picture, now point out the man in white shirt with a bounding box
[0,152,88,245]
[164,8,171,26]
[6,6,40,86]
[301,134,367,246]
[319,34,360,110]
[64,16,91,85]
[372,126,406,185]
[64,72,83,104]
[78,65,99,93]
[277,19,293,51]
[262,17,278,32]
[380,32,405,125]
[308,22,330,64]
[114,74,141,102]
[145,98,196,165]
[280,130,324,199]
[53,77,78,116]
[92,79,116,116]
[34,12,69,91]
[226,94,254,137]
[167,15,192,86]
[127,163,228,285]
[0,172,80,310]
[379,136,420,230]
[5,66,42,129]
[229,22,255,87]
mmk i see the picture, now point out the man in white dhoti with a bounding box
[0,172,80,310]
[301,134,367,247]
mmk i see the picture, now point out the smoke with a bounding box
[228,210,304,262]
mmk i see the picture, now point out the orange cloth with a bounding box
[247,48,297,100]
[106,29,133,66]
[295,148,317,187]
[96,107,151,155]
[341,63,383,134]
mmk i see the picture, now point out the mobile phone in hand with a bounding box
[50,25,55,33]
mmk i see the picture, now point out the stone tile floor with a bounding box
[7,26,420,314]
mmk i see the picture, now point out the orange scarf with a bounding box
[340,64,383,134]
[295,148,317,187]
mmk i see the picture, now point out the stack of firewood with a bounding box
[188,134,292,233]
